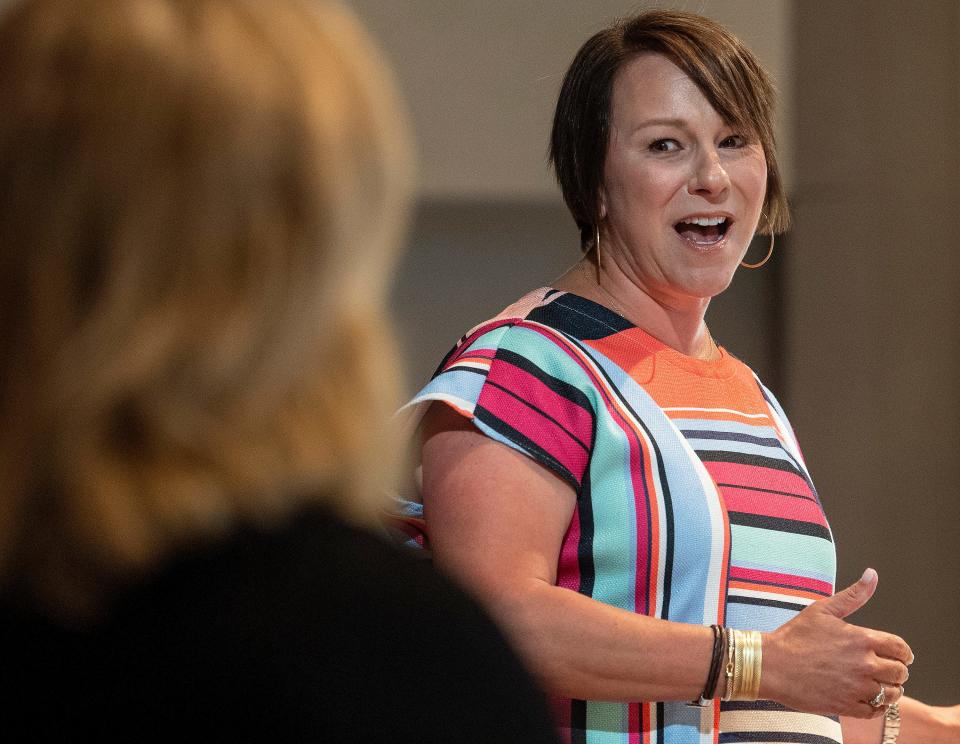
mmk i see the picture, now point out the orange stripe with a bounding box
[713,699,721,743]
[728,580,822,601]
[451,354,492,368]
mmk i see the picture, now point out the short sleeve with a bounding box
[408,320,597,490]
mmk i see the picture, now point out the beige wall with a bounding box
[345,0,793,199]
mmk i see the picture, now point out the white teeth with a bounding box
[682,216,727,226]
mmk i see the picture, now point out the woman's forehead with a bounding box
[610,53,727,133]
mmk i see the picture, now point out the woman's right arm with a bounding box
[421,402,911,716]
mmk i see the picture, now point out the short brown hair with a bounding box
[550,9,790,249]
[0,0,412,619]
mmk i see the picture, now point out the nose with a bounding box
[688,149,730,199]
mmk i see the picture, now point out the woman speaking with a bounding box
[408,10,960,743]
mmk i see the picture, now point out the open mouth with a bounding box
[674,216,730,246]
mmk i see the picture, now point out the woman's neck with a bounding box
[553,255,717,360]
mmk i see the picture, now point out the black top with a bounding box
[1,508,559,742]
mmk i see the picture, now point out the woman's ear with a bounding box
[598,185,608,221]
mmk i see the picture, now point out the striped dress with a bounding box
[408,288,841,744]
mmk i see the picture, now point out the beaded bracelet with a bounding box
[722,626,737,702]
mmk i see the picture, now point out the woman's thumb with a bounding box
[820,568,878,619]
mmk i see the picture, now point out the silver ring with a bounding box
[868,685,886,708]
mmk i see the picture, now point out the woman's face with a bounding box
[600,53,767,305]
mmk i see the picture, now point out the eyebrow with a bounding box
[632,117,688,130]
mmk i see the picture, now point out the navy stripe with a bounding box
[720,734,840,743]
[533,294,633,338]
[716,482,816,502]
[727,595,808,612]
[577,468,596,598]
[570,698,587,744]
[728,511,832,542]
[721,700,795,712]
[730,575,831,598]
[696,449,806,478]
[681,429,782,448]
[473,406,579,490]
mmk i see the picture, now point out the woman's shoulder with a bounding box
[437,287,628,375]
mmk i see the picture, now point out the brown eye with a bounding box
[650,139,680,152]
[720,134,746,148]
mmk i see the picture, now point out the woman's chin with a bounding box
[668,266,739,301]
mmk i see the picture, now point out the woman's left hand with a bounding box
[933,703,960,739]
[841,698,960,744]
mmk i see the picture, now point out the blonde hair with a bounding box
[0,0,413,618]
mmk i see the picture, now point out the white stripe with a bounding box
[728,586,815,606]
[448,360,490,371]
[720,709,842,739]
[662,406,771,420]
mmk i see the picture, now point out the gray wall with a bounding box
[789,0,960,705]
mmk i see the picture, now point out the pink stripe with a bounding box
[718,484,829,527]
[556,507,582,592]
[630,422,653,618]
[477,384,589,482]
[549,697,572,744]
[485,361,593,448]
[705,461,812,499]
[444,319,516,369]
[628,703,641,744]
[728,565,834,595]
[452,348,496,361]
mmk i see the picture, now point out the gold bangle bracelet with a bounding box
[732,630,747,700]
[729,630,763,701]
[743,631,762,700]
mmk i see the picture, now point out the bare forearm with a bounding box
[488,579,716,703]
[841,697,960,744]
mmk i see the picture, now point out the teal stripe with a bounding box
[585,701,629,743]
[498,325,596,389]
[731,524,836,578]
[464,324,511,353]
[411,368,484,410]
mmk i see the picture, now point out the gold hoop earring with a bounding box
[740,232,774,269]
[741,213,775,269]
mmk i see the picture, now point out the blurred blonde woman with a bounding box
[0,0,558,740]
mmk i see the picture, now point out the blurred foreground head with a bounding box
[0,0,413,617]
